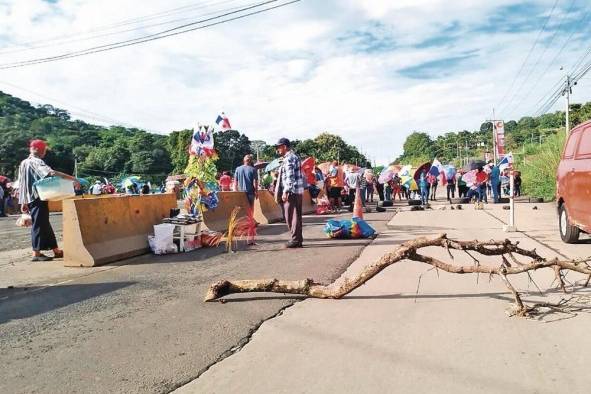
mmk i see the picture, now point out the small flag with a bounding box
[215,112,232,130]
[498,153,513,171]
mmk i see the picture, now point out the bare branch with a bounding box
[203,234,591,317]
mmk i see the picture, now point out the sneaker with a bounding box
[32,254,53,262]
[285,241,303,248]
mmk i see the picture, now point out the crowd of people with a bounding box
[8,135,524,261]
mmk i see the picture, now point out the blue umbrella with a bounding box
[444,165,457,180]
[264,158,282,173]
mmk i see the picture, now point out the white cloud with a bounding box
[0,0,588,165]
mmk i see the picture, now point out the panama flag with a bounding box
[428,159,444,177]
[215,112,232,130]
[498,152,513,171]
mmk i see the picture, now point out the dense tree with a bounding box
[213,129,252,172]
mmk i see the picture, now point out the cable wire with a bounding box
[496,0,560,116]
[0,0,300,70]
[0,0,248,56]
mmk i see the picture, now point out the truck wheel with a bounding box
[559,204,580,243]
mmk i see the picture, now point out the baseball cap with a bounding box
[274,137,291,147]
[29,139,48,151]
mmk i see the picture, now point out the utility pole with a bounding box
[564,74,572,136]
[492,109,497,165]
[74,159,78,178]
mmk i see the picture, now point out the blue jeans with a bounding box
[420,188,429,205]
[491,180,500,203]
[478,185,487,202]
[466,188,479,201]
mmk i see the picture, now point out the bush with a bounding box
[517,132,565,200]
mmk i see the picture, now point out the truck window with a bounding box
[563,131,579,159]
[575,127,591,158]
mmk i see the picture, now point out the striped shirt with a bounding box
[17,155,53,204]
[279,150,304,195]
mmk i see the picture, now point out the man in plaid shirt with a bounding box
[274,138,304,248]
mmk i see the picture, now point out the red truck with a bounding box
[556,120,591,243]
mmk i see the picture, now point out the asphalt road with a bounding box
[0,208,394,394]
[0,214,63,252]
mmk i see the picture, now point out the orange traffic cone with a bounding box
[353,185,364,219]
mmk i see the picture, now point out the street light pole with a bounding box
[565,74,571,136]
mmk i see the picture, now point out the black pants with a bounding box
[375,183,384,201]
[446,184,455,200]
[0,196,5,216]
[29,199,58,251]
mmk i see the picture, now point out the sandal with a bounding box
[32,254,53,262]
[53,251,64,259]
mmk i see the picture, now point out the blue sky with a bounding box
[1,0,590,164]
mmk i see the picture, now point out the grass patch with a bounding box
[517,132,565,201]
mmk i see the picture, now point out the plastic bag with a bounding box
[323,217,376,239]
[16,213,32,228]
[149,224,176,254]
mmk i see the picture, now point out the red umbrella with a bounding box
[301,157,316,186]
[413,162,432,182]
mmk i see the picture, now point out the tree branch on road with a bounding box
[204,234,591,317]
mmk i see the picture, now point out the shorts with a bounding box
[329,187,342,199]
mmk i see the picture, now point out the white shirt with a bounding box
[91,184,102,195]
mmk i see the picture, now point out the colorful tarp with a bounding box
[324,217,376,239]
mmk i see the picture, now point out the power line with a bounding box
[0,0,248,56]
[506,0,580,119]
[496,0,560,116]
[0,0,300,70]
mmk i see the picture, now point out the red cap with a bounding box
[29,139,48,152]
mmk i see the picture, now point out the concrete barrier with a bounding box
[302,189,316,214]
[63,194,176,267]
[254,190,284,224]
[48,194,115,212]
[202,192,250,232]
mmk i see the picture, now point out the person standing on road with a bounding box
[489,163,501,203]
[419,170,429,205]
[18,139,80,262]
[233,155,259,209]
[514,171,522,197]
[446,171,456,200]
[274,138,304,248]
[427,172,437,201]
[475,166,488,203]
[326,160,344,212]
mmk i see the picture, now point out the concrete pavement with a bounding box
[177,202,591,394]
[0,209,395,394]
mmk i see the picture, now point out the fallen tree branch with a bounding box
[203,234,591,317]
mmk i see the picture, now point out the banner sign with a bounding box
[493,120,505,157]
